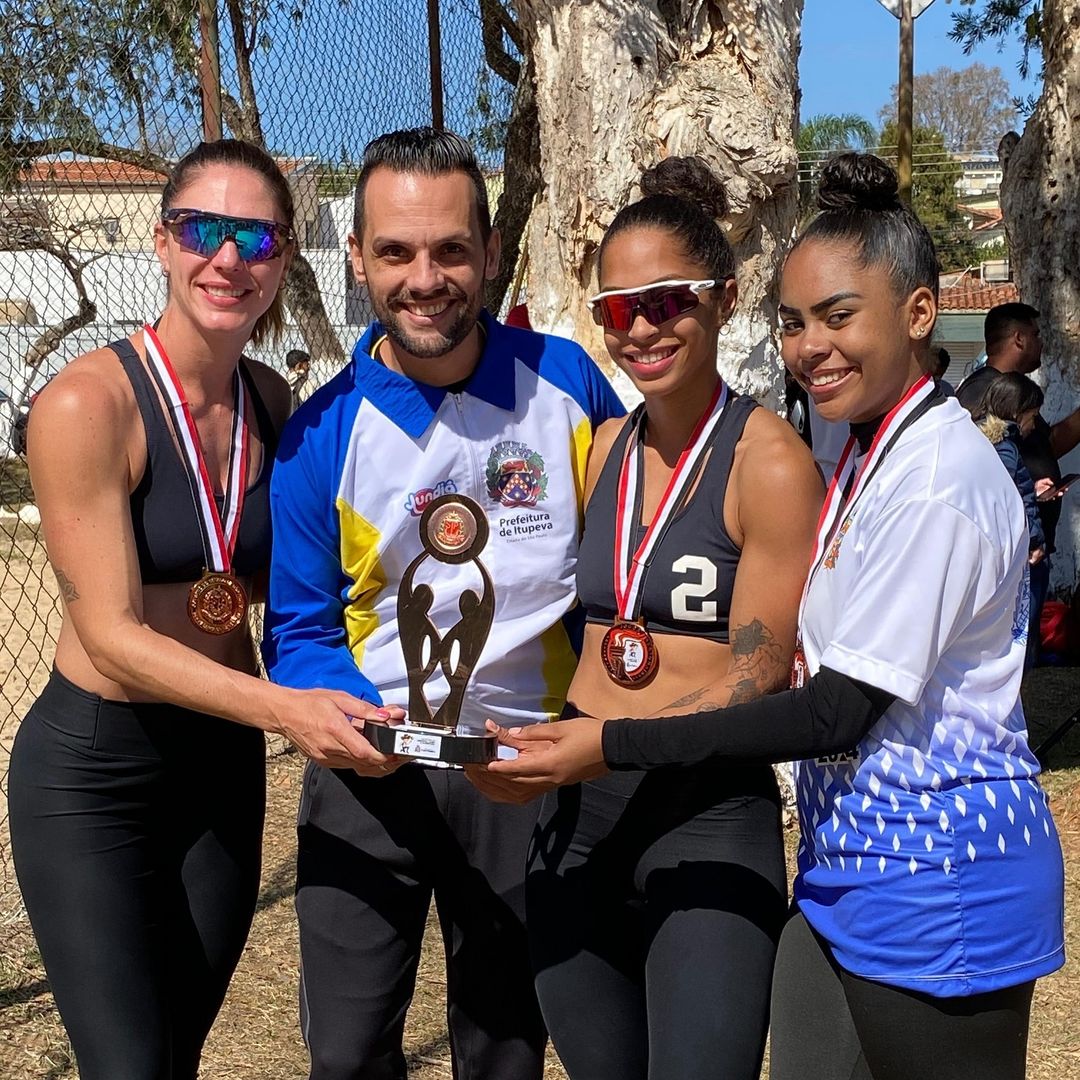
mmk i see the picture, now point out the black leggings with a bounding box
[770,911,1035,1080]
[526,763,787,1080]
[9,668,266,1080]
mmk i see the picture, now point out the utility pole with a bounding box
[898,0,914,204]
[198,0,223,142]
[876,0,935,205]
[427,0,445,130]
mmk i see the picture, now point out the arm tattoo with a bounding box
[54,569,80,603]
[663,686,711,710]
[655,619,785,716]
[724,619,784,702]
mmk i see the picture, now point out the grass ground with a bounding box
[1,667,1078,1079]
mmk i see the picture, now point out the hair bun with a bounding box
[816,153,900,213]
[640,156,729,220]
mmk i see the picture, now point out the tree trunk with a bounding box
[284,253,346,365]
[487,52,541,312]
[512,0,802,407]
[999,0,1080,589]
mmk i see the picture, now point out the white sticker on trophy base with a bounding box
[394,729,444,759]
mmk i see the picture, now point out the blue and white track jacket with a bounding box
[263,311,624,733]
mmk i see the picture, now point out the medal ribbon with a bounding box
[142,324,249,574]
[796,373,936,635]
[613,380,729,621]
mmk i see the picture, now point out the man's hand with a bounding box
[272,688,407,776]
[485,717,609,788]
[1030,545,1046,565]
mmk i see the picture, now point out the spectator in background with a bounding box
[957,302,1080,662]
[285,348,311,409]
[969,371,1047,664]
[929,344,955,396]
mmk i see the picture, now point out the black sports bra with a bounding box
[111,338,277,585]
[577,393,757,643]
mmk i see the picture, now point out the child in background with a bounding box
[969,370,1046,664]
[969,371,1046,567]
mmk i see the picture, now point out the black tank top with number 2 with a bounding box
[577,393,757,644]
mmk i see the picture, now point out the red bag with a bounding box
[1040,599,1073,659]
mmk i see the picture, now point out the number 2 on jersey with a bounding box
[670,555,717,621]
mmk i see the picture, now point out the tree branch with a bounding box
[480,0,521,85]
[4,137,172,177]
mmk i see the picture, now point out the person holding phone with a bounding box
[489,154,1065,1080]
[485,156,821,1080]
[9,139,400,1080]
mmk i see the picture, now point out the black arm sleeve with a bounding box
[601,666,896,771]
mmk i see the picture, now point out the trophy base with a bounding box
[365,719,498,764]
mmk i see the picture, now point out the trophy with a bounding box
[364,493,499,764]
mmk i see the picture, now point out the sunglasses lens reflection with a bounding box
[594,286,701,331]
[168,213,284,262]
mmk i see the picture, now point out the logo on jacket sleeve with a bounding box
[486,441,548,507]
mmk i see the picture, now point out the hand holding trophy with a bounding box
[365,493,499,764]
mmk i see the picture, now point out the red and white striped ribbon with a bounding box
[142,323,249,573]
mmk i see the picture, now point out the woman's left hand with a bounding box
[485,717,609,787]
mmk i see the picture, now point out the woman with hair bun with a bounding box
[9,139,401,1080]
[497,156,823,1078]
[491,153,1065,1079]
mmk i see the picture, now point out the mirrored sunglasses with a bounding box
[161,208,294,263]
[587,278,717,332]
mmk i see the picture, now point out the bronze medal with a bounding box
[601,621,659,687]
[188,571,248,635]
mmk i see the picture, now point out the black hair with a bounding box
[285,348,310,369]
[161,139,295,346]
[598,156,736,282]
[352,127,490,241]
[984,302,1040,355]
[973,370,1044,424]
[792,152,940,303]
[931,345,951,377]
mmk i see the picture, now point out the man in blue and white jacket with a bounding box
[264,128,623,1080]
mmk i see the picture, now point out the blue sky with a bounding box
[801,0,1037,127]
[239,0,1039,161]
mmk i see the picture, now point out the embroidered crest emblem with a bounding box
[485,441,548,507]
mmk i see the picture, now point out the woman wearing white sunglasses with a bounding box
[510,157,822,1079]
[9,139,401,1080]
[491,154,1065,1080]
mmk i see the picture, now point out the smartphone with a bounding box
[1037,473,1080,501]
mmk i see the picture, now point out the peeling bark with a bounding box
[512,0,802,406]
[999,0,1080,587]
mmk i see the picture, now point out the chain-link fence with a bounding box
[0,0,523,905]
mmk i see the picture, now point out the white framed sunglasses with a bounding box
[587,278,717,331]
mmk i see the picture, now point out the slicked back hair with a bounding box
[792,153,940,304]
[352,128,491,241]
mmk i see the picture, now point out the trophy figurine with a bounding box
[365,493,499,764]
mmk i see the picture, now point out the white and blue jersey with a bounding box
[795,397,1065,996]
[263,310,624,733]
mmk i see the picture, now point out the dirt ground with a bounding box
[0,470,1078,1077]
[0,667,1078,1079]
